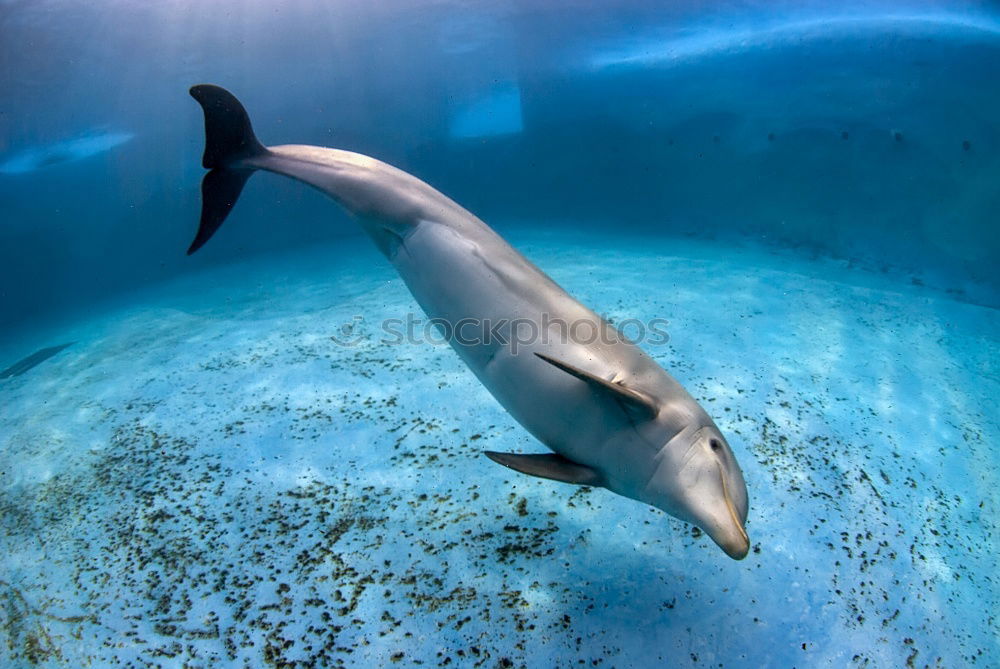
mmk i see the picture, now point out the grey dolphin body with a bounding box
[188,84,750,559]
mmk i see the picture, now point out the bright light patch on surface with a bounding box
[449,84,523,139]
[588,12,1000,70]
[0,130,134,174]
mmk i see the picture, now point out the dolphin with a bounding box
[0,130,133,174]
[187,84,750,559]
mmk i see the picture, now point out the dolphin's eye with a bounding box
[710,439,722,452]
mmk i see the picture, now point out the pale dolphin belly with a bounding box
[390,218,666,465]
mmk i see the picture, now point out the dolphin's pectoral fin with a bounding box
[484,451,602,486]
[534,352,658,421]
[359,217,424,260]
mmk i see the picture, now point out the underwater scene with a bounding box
[1,0,998,667]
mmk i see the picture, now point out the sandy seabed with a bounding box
[1,228,997,668]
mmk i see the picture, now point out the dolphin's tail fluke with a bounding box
[187,84,268,255]
[190,84,265,169]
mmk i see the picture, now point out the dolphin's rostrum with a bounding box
[187,84,751,560]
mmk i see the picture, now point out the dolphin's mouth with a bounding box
[715,464,750,560]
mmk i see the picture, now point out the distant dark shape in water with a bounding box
[962,139,972,151]
[38,149,74,168]
[0,342,74,379]
[186,84,751,560]
[0,130,133,174]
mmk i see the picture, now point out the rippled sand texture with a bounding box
[1,231,997,667]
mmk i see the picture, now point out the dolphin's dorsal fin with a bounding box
[534,352,659,421]
[484,451,602,486]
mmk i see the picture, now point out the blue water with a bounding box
[1,1,998,667]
